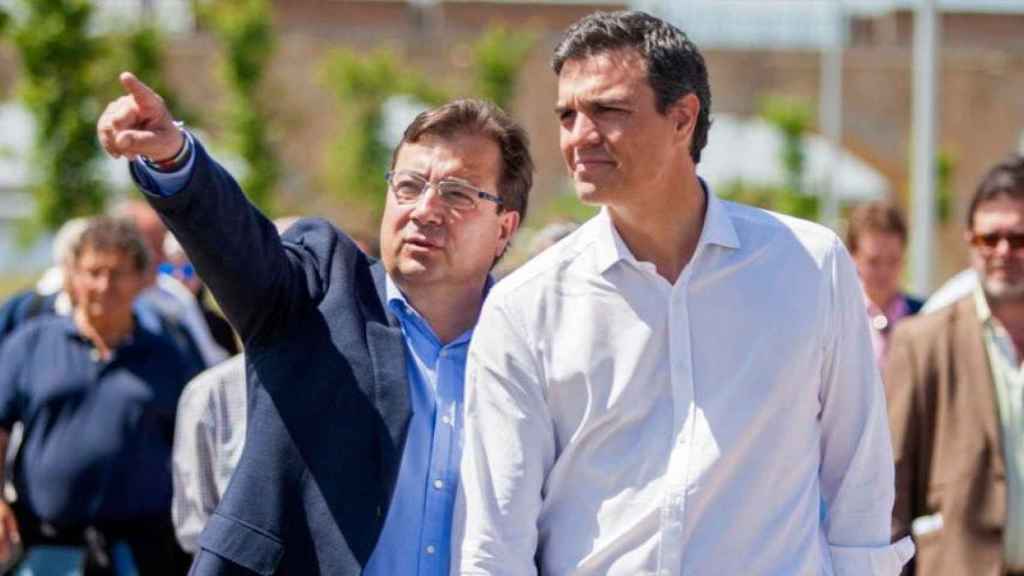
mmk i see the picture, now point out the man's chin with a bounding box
[394,259,442,282]
[983,278,1024,302]
[573,183,607,206]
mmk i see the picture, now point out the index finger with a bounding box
[119,71,162,112]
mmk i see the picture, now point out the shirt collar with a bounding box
[61,312,142,349]
[384,273,491,347]
[592,177,742,275]
[975,282,994,324]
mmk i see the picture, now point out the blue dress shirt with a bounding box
[363,278,470,576]
[137,148,474,575]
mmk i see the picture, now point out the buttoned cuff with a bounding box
[829,536,915,575]
[132,131,197,197]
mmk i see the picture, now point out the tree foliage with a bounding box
[102,25,194,125]
[720,96,819,221]
[470,26,535,110]
[321,49,447,222]
[759,95,813,196]
[5,0,105,230]
[0,2,187,231]
[320,25,535,226]
[202,0,279,214]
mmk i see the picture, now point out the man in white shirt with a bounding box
[453,10,914,575]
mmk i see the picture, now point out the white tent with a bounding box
[697,113,890,203]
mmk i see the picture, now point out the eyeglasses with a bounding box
[970,231,1024,252]
[158,261,196,280]
[385,170,503,212]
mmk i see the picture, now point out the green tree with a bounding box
[760,95,813,196]
[470,26,535,110]
[719,96,819,221]
[100,25,194,125]
[321,49,447,222]
[202,0,279,213]
[4,0,106,230]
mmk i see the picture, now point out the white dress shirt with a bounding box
[171,354,247,553]
[454,191,914,576]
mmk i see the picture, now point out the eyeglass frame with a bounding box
[384,170,504,211]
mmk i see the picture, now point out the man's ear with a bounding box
[669,93,700,147]
[495,210,521,259]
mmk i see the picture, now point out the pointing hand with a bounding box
[97,72,183,162]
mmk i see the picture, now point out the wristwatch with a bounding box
[142,121,191,173]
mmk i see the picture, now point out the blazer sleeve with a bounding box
[884,324,930,576]
[131,140,358,347]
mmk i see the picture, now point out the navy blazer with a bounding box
[133,142,411,575]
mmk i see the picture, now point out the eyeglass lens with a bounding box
[973,232,1024,251]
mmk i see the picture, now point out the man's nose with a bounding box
[409,185,447,224]
[93,272,112,292]
[565,113,601,148]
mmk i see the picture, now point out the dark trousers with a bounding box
[11,500,191,575]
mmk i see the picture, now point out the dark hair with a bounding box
[72,216,150,273]
[390,98,533,222]
[967,154,1024,228]
[845,200,908,254]
[552,10,712,164]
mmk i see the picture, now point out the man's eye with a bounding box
[440,185,475,203]
[394,180,422,195]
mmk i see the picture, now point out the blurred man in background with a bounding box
[888,154,1024,576]
[845,200,924,370]
[112,199,229,369]
[162,232,239,357]
[0,216,202,574]
[0,218,88,342]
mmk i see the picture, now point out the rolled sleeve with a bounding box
[818,241,913,574]
[830,536,915,576]
[452,296,555,576]
[171,378,219,553]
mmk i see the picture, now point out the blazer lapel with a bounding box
[367,263,412,496]
[953,297,1006,478]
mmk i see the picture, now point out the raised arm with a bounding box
[97,73,340,345]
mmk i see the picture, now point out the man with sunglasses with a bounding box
[96,72,529,575]
[887,154,1024,576]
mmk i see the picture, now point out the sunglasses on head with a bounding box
[970,231,1024,251]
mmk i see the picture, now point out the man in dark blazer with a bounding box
[96,72,531,575]
[886,154,1024,576]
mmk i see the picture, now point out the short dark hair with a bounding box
[845,200,908,254]
[552,10,712,164]
[72,216,150,273]
[967,154,1024,229]
[390,98,533,222]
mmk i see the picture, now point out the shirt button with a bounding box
[433,479,444,490]
[441,415,452,425]
[425,545,436,555]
